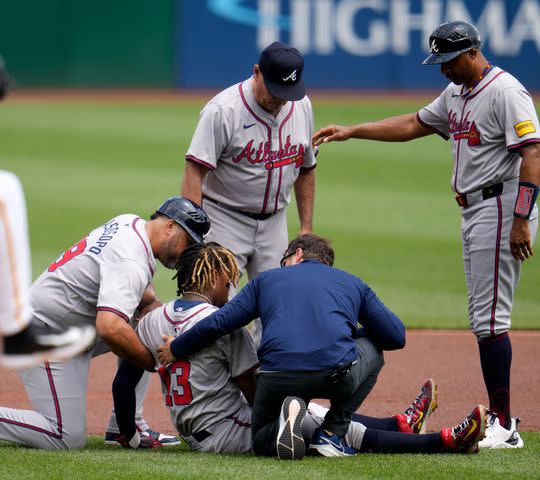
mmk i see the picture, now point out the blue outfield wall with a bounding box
[177,0,540,91]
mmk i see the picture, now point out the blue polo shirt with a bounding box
[170,260,405,371]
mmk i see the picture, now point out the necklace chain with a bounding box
[461,63,492,98]
[183,291,212,304]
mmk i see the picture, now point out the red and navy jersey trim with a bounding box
[186,155,216,171]
[466,71,506,100]
[97,306,130,323]
[0,362,63,439]
[274,102,296,212]
[164,304,214,326]
[238,82,273,214]
[131,217,155,276]
[416,112,449,140]
[507,138,540,152]
[226,414,252,428]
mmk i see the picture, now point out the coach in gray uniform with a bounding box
[312,21,540,450]
[0,197,210,449]
[181,41,317,344]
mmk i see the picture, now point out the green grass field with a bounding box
[1,434,540,480]
[1,97,540,478]
[1,98,539,329]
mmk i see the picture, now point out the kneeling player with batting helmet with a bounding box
[113,241,486,455]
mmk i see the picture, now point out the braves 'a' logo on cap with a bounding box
[430,39,439,53]
[282,70,297,82]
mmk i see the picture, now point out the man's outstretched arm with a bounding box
[312,113,434,146]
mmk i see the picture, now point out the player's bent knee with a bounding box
[61,424,87,449]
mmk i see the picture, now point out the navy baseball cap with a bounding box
[258,42,305,101]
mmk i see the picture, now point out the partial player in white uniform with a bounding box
[313,21,540,450]
[0,170,94,368]
[182,41,317,346]
[0,197,210,449]
[114,243,486,455]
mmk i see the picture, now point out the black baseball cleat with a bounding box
[1,320,95,369]
[276,396,307,460]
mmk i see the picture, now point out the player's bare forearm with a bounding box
[510,143,540,261]
[312,113,433,146]
[96,311,155,371]
[294,167,315,235]
[181,160,209,205]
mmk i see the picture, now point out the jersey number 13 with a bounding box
[158,361,193,406]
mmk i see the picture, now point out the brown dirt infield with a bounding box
[0,330,539,439]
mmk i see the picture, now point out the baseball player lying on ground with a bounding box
[113,242,486,454]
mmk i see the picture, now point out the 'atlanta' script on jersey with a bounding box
[448,111,481,146]
[232,134,305,170]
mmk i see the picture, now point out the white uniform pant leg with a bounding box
[106,357,151,433]
[0,171,32,336]
[302,402,367,450]
[0,352,91,449]
[462,194,538,339]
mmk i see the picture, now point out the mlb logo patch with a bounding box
[514,120,536,137]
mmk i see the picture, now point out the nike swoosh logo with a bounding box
[452,93,462,97]
[413,411,423,427]
[463,419,478,441]
[324,438,345,452]
[243,123,256,129]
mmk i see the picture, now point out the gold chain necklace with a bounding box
[183,291,212,304]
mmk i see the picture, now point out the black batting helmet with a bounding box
[155,196,210,244]
[423,21,481,65]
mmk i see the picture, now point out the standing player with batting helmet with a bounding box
[313,20,540,449]
[181,41,317,346]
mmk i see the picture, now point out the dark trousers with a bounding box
[251,337,384,456]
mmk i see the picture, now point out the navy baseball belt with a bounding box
[203,195,275,221]
[455,178,518,209]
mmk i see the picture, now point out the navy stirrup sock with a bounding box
[359,429,443,453]
[351,412,399,431]
[478,332,512,429]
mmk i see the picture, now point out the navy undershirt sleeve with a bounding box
[112,359,145,439]
[359,286,406,350]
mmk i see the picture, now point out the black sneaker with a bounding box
[276,396,307,460]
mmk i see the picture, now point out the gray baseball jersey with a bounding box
[417,66,540,337]
[31,214,155,331]
[0,214,157,449]
[186,76,317,214]
[137,299,259,439]
[418,66,540,194]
